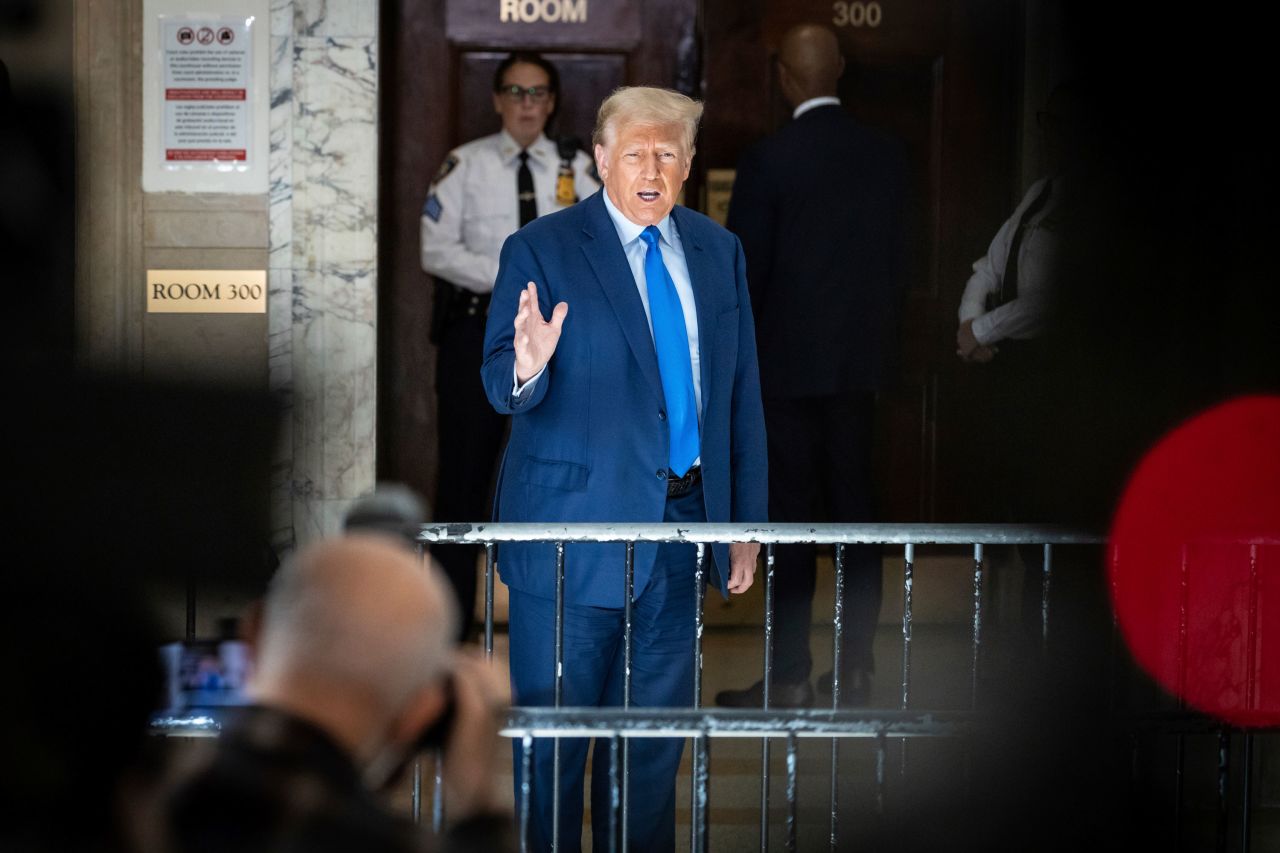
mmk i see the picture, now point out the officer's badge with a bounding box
[423,194,443,223]
[431,154,459,187]
[556,163,577,206]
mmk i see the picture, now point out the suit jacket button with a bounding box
[658,410,666,420]
[656,469,666,480]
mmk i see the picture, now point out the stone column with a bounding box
[270,0,379,548]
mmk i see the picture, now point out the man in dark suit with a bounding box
[482,86,768,851]
[718,24,906,708]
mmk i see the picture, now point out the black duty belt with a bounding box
[446,281,490,318]
[430,279,492,343]
[667,465,701,498]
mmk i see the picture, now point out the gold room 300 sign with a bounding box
[146,269,266,314]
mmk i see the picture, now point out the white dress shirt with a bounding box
[420,130,599,294]
[792,95,841,119]
[958,176,1063,345]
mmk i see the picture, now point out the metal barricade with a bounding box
[417,522,1102,852]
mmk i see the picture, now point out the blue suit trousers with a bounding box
[509,482,705,852]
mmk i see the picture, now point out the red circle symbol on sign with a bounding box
[217,27,234,45]
[177,27,194,45]
[1108,395,1280,727]
[197,27,215,45]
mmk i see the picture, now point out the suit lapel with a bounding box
[579,192,666,406]
[673,206,717,425]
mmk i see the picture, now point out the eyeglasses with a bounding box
[499,84,552,104]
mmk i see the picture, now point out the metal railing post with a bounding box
[520,733,534,853]
[785,732,799,853]
[553,541,565,852]
[622,541,634,853]
[692,732,711,853]
[608,734,622,853]
[829,543,845,852]
[900,542,914,777]
[485,542,497,660]
[971,543,984,709]
[692,543,707,851]
[411,758,422,824]
[874,733,887,816]
[694,543,707,706]
[761,542,776,853]
[1040,543,1052,653]
[1246,545,1259,713]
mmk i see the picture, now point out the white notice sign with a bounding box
[161,16,253,167]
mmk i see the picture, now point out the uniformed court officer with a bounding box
[421,52,599,638]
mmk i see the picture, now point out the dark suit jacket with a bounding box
[481,190,768,607]
[726,104,907,398]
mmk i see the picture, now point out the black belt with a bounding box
[667,465,701,498]
[446,281,490,317]
[430,280,491,343]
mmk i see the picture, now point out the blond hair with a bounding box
[592,86,703,159]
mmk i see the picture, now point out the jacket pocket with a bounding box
[512,455,590,492]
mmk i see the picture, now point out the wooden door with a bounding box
[378,0,700,510]
[700,0,1018,521]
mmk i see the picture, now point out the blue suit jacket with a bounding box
[482,190,768,608]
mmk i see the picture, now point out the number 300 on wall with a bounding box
[832,1,882,28]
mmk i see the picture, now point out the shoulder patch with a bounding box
[423,194,443,223]
[431,154,459,187]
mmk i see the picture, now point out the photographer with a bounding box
[158,534,513,852]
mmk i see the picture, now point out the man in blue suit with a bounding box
[482,86,768,852]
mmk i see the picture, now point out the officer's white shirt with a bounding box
[420,129,600,294]
[958,176,1064,345]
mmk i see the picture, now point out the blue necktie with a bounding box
[639,225,699,477]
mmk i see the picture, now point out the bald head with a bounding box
[777,24,844,107]
[253,535,458,717]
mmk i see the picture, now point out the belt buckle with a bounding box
[667,465,699,498]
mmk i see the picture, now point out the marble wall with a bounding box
[270,0,380,548]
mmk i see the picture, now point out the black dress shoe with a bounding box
[714,679,814,708]
[815,669,871,707]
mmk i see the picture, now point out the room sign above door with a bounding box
[447,0,641,48]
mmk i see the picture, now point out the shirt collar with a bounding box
[793,96,841,119]
[499,130,554,166]
[601,187,676,249]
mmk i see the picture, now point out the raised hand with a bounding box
[514,281,568,383]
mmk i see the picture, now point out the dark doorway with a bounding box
[700,0,1019,521]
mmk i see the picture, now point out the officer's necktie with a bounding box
[639,225,699,477]
[997,179,1053,306]
[517,149,537,228]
